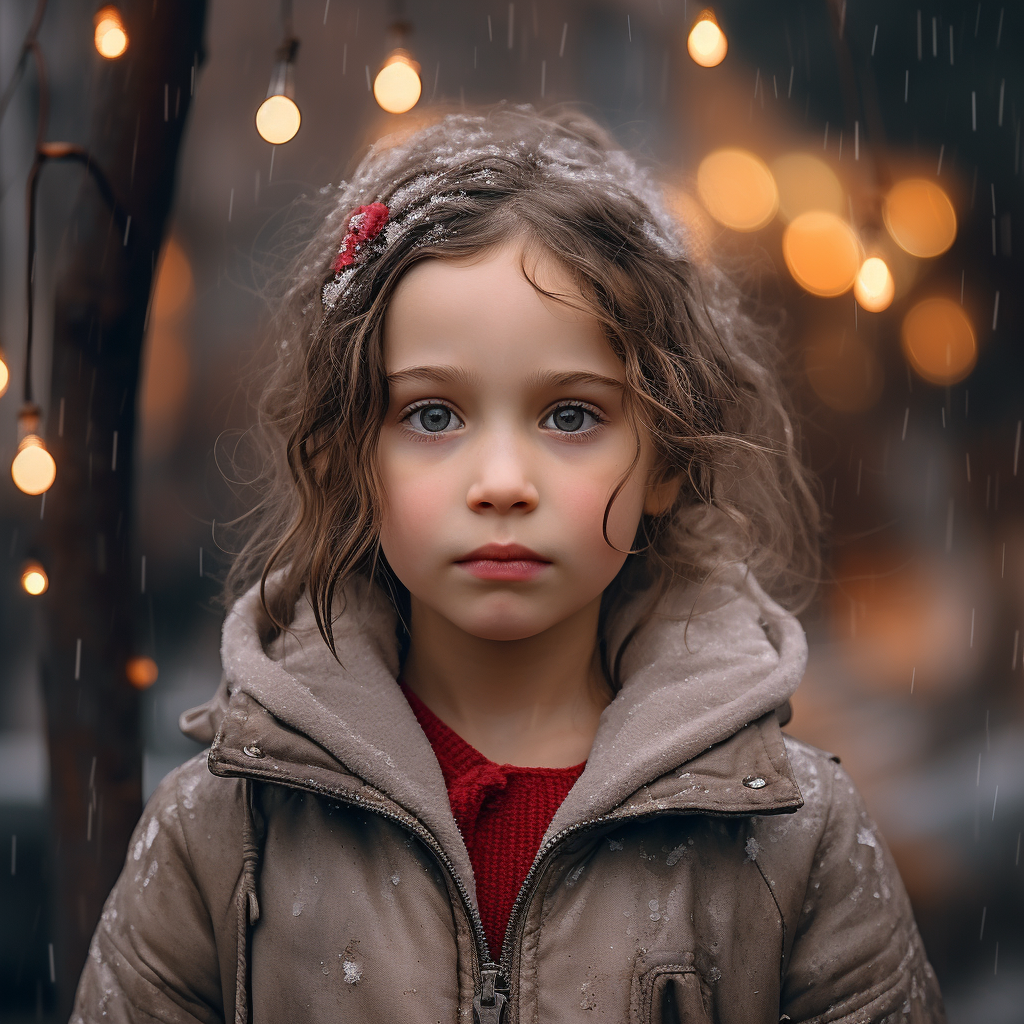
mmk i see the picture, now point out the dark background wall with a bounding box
[0,0,1021,1020]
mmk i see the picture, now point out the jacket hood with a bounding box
[182,564,807,902]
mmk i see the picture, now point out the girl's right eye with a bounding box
[404,403,464,435]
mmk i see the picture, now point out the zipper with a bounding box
[473,964,510,1023]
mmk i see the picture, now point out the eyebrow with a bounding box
[387,364,480,388]
[387,364,624,392]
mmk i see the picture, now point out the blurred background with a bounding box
[0,0,1021,1020]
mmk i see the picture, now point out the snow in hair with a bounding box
[319,107,690,311]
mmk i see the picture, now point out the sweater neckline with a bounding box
[399,681,587,776]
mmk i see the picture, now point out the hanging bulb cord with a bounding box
[276,0,299,64]
[1,0,127,412]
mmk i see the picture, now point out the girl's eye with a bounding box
[543,404,600,433]
[406,403,463,434]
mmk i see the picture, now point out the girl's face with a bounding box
[378,243,672,643]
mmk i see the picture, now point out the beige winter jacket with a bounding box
[73,567,945,1023]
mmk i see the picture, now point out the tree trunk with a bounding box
[39,1,207,1016]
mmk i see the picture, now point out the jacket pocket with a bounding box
[630,951,712,1024]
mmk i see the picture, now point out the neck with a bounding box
[401,596,611,768]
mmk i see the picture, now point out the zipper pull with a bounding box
[473,964,509,1024]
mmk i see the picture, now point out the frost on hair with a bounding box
[225,104,823,683]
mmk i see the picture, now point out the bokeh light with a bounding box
[782,211,862,296]
[771,153,844,223]
[93,6,128,59]
[883,179,957,258]
[696,148,777,232]
[0,351,8,397]
[804,330,884,412]
[11,435,56,495]
[255,94,301,145]
[901,297,976,385]
[854,257,895,312]
[687,11,728,67]
[20,563,48,596]
[374,53,422,114]
[126,656,159,689]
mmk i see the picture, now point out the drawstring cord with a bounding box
[235,779,262,1024]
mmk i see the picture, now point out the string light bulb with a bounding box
[256,38,301,144]
[11,405,55,496]
[374,50,422,114]
[126,656,159,689]
[21,562,48,596]
[854,256,895,312]
[687,9,727,67]
[94,6,128,59]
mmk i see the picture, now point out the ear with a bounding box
[643,471,683,516]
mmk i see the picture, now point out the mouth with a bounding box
[455,543,552,581]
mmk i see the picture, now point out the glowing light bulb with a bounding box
[883,179,956,258]
[782,211,862,297]
[374,52,422,114]
[126,656,159,689]
[696,148,777,232]
[11,435,56,495]
[901,298,976,385]
[94,6,128,59]
[687,10,727,67]
[21,563,48,596]
[0,352,8,397]
[854,257,895,312]
[256,94,301,145]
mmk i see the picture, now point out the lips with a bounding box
[455,543,552,581]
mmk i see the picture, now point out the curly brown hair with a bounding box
[225,105,824,687]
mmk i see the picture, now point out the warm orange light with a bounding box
[11,435,56,495]
[854,257,895,312]
[805,330,884,413]
[782,211,862,296]
[152,238,195,319]
[696,148,777,232]
[687,11,728,67]
[94,6,128,59]
[256,94,301,145]
[883,179,957,258]
[901,298,976,385]
[0,352,8,397]
[374,52,422,114]
[771,153,844,224]
[21,563,48,596]
[126,656,159,689]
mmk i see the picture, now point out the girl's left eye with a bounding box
[405,403,464,434]
[542,404,601,433]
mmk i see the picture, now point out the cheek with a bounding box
[377,453,450,575]
[556,468,646,555]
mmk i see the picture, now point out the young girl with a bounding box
[73,107,945,1023]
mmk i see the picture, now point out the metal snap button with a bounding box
[243,744,265,758]
[743,775,767,789]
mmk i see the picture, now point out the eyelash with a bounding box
[398,400,606,440]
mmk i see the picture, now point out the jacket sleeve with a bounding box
[780,760,946,1024]
[71,756,238,1024]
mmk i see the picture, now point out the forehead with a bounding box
[382,245,624,382]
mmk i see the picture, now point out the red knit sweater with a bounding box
[401,683,586,957]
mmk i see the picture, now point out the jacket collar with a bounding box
[188,565,808,902]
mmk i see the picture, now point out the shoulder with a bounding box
[140,752,249,902]
[745,735,852,903]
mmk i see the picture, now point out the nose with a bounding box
[466,432,539,515]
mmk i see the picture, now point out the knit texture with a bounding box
[400,683,585,957]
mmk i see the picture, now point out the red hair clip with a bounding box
[330,202,390,271]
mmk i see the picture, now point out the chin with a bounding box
[458,614,551,642]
